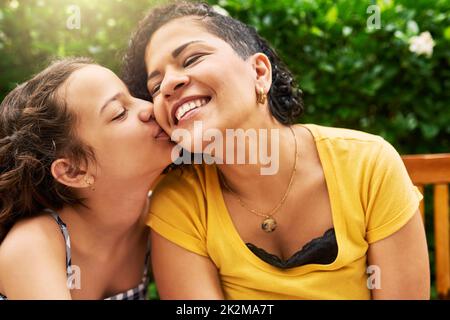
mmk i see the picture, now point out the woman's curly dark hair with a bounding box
[0,57,95,243]
[122,0,303,125]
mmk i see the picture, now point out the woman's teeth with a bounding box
[175,98,208,121]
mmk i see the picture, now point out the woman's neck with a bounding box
[217,122,299,209]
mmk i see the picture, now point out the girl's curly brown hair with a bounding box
[121,0,303,125]
[0,57,95,243]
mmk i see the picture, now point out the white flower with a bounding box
[409,31,435,58]
[88,45,102,55]
[212,5,229,17]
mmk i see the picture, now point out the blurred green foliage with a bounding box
[0,0,164,97]
[0,0,449,299]
[208,0,449,154]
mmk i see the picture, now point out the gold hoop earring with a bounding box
[256,87,267,104]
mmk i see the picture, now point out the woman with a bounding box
[122,1,430,299]
[0,58,173,299]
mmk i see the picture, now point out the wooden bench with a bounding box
[401,153,450,299]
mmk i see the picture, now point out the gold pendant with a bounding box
[261,217,277,233]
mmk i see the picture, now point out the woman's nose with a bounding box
[160,71,189,99]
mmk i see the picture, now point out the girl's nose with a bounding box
[137,100,154,123]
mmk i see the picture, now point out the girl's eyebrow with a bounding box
[99,92,125,115]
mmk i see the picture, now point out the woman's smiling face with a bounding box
[145,16,267,152]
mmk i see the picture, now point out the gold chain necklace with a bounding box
[219,126,298,233]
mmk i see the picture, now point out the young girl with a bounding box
[122,1,429,299]
[0,58,173,299]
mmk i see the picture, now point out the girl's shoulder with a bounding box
[0,212,67,296]
[0,212,64,252]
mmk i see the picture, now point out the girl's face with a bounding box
[145,17,270,152]
[63,65,173,181]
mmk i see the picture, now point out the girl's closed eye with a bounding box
[112,107,128,121]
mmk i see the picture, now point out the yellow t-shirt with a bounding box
[147,124,423,299]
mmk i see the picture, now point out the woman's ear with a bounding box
[51,158,89,189]
[252,53,272,92]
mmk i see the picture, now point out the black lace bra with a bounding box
[246,228,338,269]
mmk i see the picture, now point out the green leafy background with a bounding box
[0,0,449,299]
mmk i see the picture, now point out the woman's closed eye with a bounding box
[183,53,205,68]
[112,107,128,121]
[151,83,161,97]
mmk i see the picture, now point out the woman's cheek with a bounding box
[154,105,170,130]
